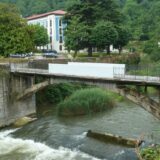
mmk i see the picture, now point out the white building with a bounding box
[27,10,66,53]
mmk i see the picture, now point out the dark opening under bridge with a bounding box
[9,63,160,120]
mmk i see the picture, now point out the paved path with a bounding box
[10,68,160,86]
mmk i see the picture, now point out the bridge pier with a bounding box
[0,75,9,127]
[0,68,36,127]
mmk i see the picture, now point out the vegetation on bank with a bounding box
[56,88,115,116]
[140,146,160,160]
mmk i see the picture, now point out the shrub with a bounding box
[36,83,89,105]
[57,88,115,116]
[143,40,160,62]
[140,146,160,160]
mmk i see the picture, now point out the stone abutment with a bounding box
[0,66,36,127]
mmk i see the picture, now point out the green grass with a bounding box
[141,146,160,160]
[57,88,115,116]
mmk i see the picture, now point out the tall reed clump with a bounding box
[57,88,115,116]
[36,82,89,105]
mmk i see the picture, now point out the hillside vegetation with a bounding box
[0,0,159,61]
[0,0,159,41]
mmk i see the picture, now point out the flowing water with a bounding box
[0,100,160,160]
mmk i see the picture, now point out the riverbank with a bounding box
[140,145,160,160]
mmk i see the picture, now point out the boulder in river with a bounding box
[14,117,37,127]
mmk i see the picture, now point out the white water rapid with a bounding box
[0,129,101,160]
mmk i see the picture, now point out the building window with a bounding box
[59,36,63,43]
[59,45,62,51]
[59,28,62,35]
[50,36,52,43]
[50,28,52,35]
[59,19,62,27]
[50,20,52,27]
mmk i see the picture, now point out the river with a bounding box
[0,100,160,160]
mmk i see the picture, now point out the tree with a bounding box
[28,24,49,47]
[65,0,122,56]
[0,2,33,56]
[28,0,51,15]
[114,25,131,54]
[92,21,118,54]
[64,17,88,57]
[143,40,160,62]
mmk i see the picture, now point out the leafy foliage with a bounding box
[0,0,80,17]
[0,2,33,56]
[64,17,88,56]
[140,146,160,160]
[0,0,159,42]
[92,21,118,54]
[36,83,88,105]
[28,24,49,47]
[114,25,131,54]
[0,0,159,60]
[0,3,49,56]
[57,88,115,116]
[64,0,127,56]
[143,40,160,62]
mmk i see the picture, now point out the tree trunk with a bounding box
[119,46,122,55]
[88,46,92,57]
[106,45,110,55]
[73,50,78,58]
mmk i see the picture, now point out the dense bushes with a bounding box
[143,40,160,62]
[57,88,115,116]
[76,53,141,65]
[36,83,89,105]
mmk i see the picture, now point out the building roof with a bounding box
[27,10,66,21]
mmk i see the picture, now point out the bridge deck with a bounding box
[10,68,160,86]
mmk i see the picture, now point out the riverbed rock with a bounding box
[14,117,37,127]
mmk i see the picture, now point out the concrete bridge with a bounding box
[11,67,160,87]
[11,67,160,101]
[10,64,160,118]
[0,63,160,127]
